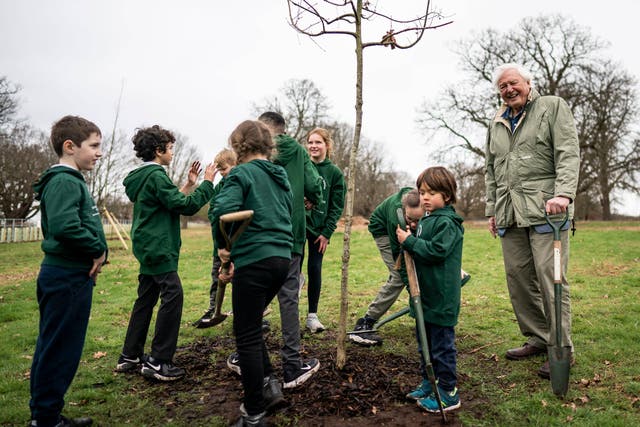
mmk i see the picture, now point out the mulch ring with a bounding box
[122,330,486,426]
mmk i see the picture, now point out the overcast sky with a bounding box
[1,0,638,215]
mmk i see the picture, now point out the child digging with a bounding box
[397,166,464,413]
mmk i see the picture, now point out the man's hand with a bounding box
[488,216,497,238]
[89,251,106,281]
[314,235,329,254]
[545,196,570,215]
[396,224,411,244]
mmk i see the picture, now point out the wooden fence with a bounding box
[0,218,132,244]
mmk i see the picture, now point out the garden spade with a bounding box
[209,210,254,326]
[404,250,447,423]
[545,211,571,397]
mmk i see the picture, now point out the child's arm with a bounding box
[320,171,346,240]
[155,164,216,216]
[180,161,206,194]
[402,219,460,264]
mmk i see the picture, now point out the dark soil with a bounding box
[122,329,490,426]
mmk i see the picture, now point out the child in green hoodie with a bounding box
[115,125,215,381]
[30,115,107,427]
[303,127,345,333]
[397,166,464,414]
[211,120,294,427]
[192,148,237,328]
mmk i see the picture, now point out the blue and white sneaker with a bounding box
[406,379,433,401]
[417,386,460,412]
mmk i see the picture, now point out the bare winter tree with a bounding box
[0,124,56,219]
[0,76,21,132]
[253,78,330,141]
[417,14,639,219]
[87,130,131,210]
[288,0,451,368]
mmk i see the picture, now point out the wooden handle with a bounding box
[403,250,421,298]
[220,210,254,224]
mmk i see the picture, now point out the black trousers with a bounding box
[122,272,183,361]
[233,256,289,416]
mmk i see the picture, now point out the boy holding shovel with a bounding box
[397,166,464,413]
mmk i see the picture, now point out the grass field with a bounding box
[0,221,639,426]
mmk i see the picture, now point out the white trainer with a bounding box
[306,313,325,333]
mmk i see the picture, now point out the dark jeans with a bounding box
[208,255,222,310]
[304,231,324,313]
[122,272,183,361]
[233,256,289,416]
[416,321,457,391]
[30,265,94,426]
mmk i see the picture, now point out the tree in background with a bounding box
[417,14,640,219]
[254,78,407,217]
[0,77,57,219]
[254,78,330,142]
[287,0,451,368]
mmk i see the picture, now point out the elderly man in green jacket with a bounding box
[485,63,580,379]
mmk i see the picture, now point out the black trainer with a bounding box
[283,358,320,389]
[141,356,185,381]
[115,354,148,373]
[263,374,285,411]
[227,352,241,375]
[348,317,383,347]
[28,415,93,427]
[231,405,267,427]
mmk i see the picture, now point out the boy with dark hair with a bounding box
[115,125,215,381]
[30,115,107,427]
[397,166,464,413]
[213,120,294,427]
[193,148,237,328]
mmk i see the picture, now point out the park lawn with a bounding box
[0,221,639,426]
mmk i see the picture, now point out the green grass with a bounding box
[1,221,639,426]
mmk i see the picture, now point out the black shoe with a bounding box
[115,354,148,373]
[283,358,320,389]
[261,319,270,333]
[141,356,185,381]
[28,416,93,427]
[192,308,215,328]
[231,406,267,427]
[348,317,383,347]
[263,374,285,411]
[227,352,241,375]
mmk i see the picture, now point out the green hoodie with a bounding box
[207,178,226,254]
[368,187,413,258]
[123,163,214,275]
[306,158,345,240]
[273,134,322,255]
[33,165,107,270]
[211,159,293,270]
[402,205,464,327]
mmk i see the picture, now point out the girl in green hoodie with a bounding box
[211,120,293,427]
[303,128,345,333]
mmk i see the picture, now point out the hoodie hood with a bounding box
[123,163,165,202]
[274,134,301,165]
[34,165,85,201]
[251,159,291,192]
[429,205,464,231]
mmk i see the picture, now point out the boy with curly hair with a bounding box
[115,125,215,381]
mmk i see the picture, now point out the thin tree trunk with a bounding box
[337,0,364,370]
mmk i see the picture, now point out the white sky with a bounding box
[1,0,638,216]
